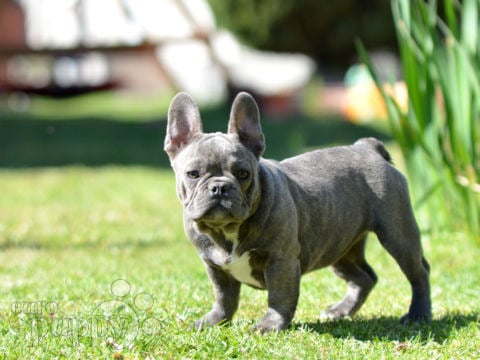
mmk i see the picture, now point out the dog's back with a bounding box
[261,138,412,272]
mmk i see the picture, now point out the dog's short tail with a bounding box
[354,137,392,163]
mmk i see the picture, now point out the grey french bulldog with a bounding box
[164,92,431,333]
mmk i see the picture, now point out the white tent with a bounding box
[17,0,315,104]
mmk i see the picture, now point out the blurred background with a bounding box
[0,0,398,167]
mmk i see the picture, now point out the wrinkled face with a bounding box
[172,133,260,232]
[165,91,265,234]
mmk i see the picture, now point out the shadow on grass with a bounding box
[0,106,390,168]
[295,313,479,343]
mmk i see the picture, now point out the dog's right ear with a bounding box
[164,92,203,160]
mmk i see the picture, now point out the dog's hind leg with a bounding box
[375,212,431,323]
[321,235,377,320]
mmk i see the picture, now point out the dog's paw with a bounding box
[320,304,354,321]
[253,310,290,334]
[252,321,283,334]
[192,311,229,331]
[400,312,431,325]
[192,318,209,331]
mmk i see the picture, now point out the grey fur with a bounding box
[164,92,431,333]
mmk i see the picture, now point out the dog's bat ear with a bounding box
[228,92,265,158]
[165,92,203,160]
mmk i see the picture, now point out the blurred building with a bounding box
[0,0,315,106]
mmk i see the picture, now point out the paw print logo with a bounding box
[92,279,161,344]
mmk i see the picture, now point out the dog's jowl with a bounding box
[164,92,431,333]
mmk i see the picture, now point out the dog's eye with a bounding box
[236,170,250,180]
[186,170,200,179]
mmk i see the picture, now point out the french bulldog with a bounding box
[164,92,431,333]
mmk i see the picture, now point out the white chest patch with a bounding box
[222,251,262,288]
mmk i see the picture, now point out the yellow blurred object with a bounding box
[384,81,408,113]
[342,63,408,123]
[343,81,408,123]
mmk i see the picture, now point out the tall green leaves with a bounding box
[359,0,480,240]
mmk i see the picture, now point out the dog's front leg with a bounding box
[194,264,241,330]
[255,256,301,333]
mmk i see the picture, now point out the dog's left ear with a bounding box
[228,92,265,158]
[165,92,203,160]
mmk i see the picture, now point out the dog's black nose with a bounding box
[209,182,230,197]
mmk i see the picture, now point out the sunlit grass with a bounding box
[1,89,176,121]
[0,166,479,358]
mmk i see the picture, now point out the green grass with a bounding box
[1,166,479,359]
[0,93,389,168]
[2,89,176,120]
[0,94,478,358]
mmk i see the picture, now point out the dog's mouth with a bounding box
[190,198,247,226]
[193,200,234,221]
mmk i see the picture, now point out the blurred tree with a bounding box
[208,0,395,69]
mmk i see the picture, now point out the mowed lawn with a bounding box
[0,98,479,358]
[1,166,479,359]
